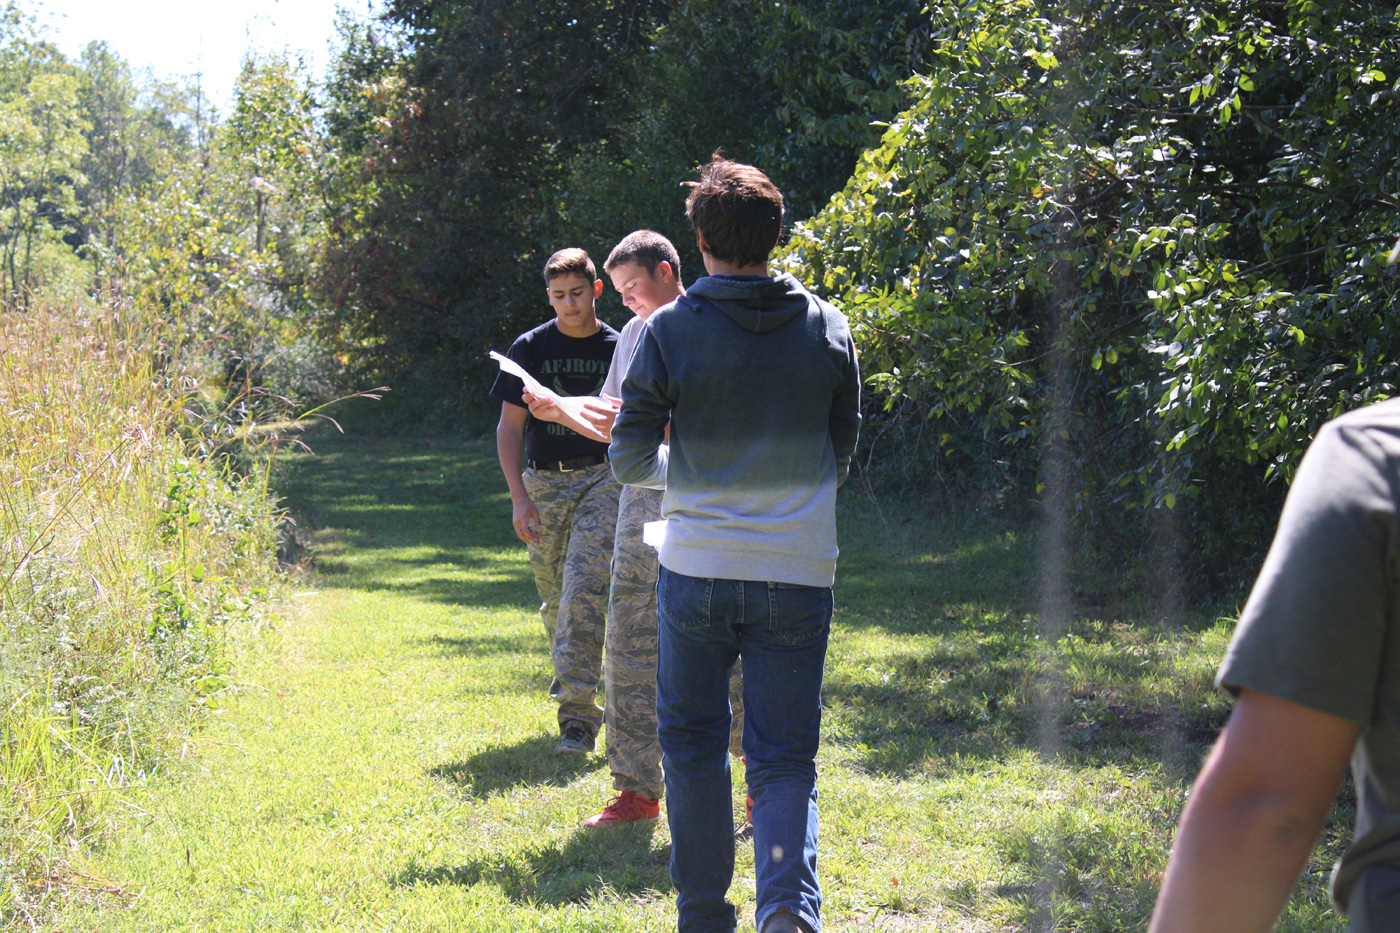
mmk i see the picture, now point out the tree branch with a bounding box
[1239,105,1347,176]
[1240,234,1396,278]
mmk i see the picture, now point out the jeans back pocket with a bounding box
[658,567,714,631]
[764,582,833,646]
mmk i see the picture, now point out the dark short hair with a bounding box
[684,153,783,268]
[604,230,681,280]
[543,247,597,285]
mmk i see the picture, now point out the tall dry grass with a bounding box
[0,298,282,925]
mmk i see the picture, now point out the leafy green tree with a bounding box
[219,54,337,404]
[0,1,49,96]
[558,0,929,278]
[102,52,332,406]
[225,55,320,255]
[782,0,1400,577]
[75,41,190,289]
[0,67,88,300]
[318,0,929,412]
[318,0,676,393]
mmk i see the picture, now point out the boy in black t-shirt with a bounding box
[491,248,621,755]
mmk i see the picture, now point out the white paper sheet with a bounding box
[490,351,597,427]
[642,520,667,550]
[490,351,550,398]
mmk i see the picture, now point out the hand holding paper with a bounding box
[526,394,619,443]
[491,350,609,442]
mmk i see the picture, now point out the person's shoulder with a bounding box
[618,315,648,339]
[781,275,851,340]
[1303,399,1400,480]
[513,318,559,345]
[797,280,843,319]
[598,319,621,339]
[642,297,690,330]
[771,272,842,318]
[1318,398,1400,452]
[1329,397,1400,432]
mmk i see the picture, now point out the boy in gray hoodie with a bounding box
[609,156,861,933]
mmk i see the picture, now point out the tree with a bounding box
[75,41,190,289]
[317,0,930,412]
[318,0,676,388]
[0,67,88,300]
[558,0,929,282]
[781,0,1400,578]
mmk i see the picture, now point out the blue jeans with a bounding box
[656,566,832,933]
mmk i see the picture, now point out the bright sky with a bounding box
[32,0,382,111]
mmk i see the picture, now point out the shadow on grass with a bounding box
[992,803,1166,930]
[391,820,669,906]
[830,503,1047,664]
[282,430,1233,792]
[350,570,538,609]
[415,632,558,696]
[417,632,537,656]
[823,608,1231,781]
[274,431,540,611]
[429,734,607,798]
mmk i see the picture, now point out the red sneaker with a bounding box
[582,791,660,827]
[738,756,755,836]
[742,756,754,824]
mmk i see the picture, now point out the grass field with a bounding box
[47,428,1350,932]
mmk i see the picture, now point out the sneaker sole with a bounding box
[583,814,659,827]
[554,743,592,756]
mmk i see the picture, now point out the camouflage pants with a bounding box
[522,461,620,737]
[606,483,744,800]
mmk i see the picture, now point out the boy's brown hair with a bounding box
[604,230,682,279]
[542,247,597,285]
[684,153,784,269]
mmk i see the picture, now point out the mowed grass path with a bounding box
[54,431,1347,931]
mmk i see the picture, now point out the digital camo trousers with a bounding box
[606,483,745,800]
[522,461,620,736]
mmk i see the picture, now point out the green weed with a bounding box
[0,299,284,923]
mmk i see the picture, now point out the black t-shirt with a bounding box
[490,318,619,463]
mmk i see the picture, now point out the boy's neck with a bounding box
[556,316,601,338]
[638,284,685,321]
[703,256,769,277]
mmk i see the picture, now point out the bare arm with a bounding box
[1149,688,1359,933]
[495,402,541,545]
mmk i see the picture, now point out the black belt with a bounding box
[528,454,608,472]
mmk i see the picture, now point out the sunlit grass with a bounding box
[48,431,1350,931]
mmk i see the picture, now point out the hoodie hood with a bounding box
[686,272,810,333]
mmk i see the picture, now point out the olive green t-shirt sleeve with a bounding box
[1218,419,1399,726]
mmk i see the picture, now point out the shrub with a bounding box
[0,298,282,922]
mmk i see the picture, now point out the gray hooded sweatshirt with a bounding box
[609,272,861,588]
